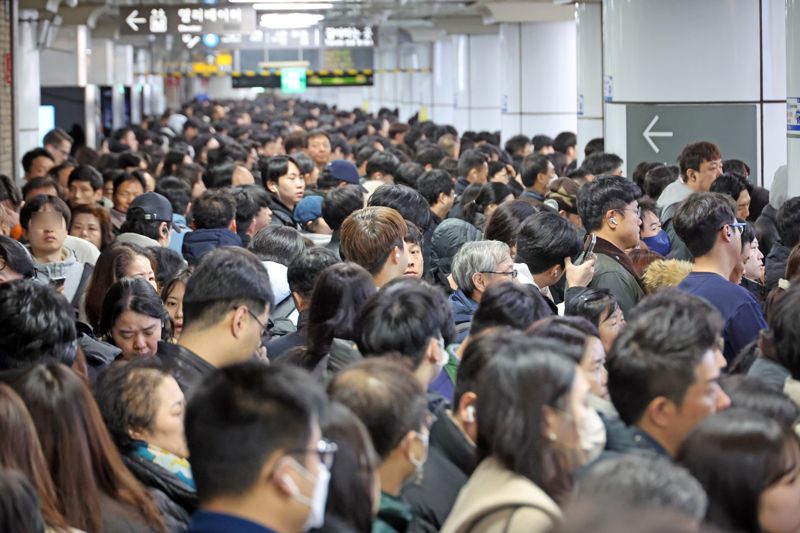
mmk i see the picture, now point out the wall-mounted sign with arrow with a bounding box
[120,6,256,36]
[125,10,147,32]
[624,103,758,183]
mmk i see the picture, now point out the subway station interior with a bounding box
[5,1,800,532]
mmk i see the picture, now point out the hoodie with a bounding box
[182,228,242,265]
[656,179,693,261]
[31,247,91,305]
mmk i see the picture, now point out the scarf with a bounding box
[133,441,195,490]
[591,236,644,289]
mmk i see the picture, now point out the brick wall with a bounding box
[0,1,14,177]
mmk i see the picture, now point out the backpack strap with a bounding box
[71,263,94,309]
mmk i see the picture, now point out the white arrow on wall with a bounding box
[643,115,674,153]
[125,10,147,31]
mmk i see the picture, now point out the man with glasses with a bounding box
[657,141,724,260]
[156,247,273,392]
[42,128,73,166]
[675,192,767,364]
[449,240,516,343]
[186,362,332,533]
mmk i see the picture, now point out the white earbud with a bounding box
[610,217,618,225]
[465,405,476,423]
[282,474,300,496]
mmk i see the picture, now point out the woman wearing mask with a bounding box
[97,277,170,360]
[442,334,591,533]
[94,358,197,531]
[678,409,800,533]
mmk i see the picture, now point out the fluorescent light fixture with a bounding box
[254,3,333,9]
[229,0,339,3]
[259,13,324,29]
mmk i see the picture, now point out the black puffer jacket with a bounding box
[123,452,197,533]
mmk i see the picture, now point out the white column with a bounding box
[88,38,114,87]
[499,23,522,143]
[603,0,784,186]
[431,36,456,127]
[576,3,602,164]
[518,21,577,140]
[788,0,800,196]
[40,25,88,87]
[453,34,470,133]
[467,33,501,133]
[15,10,41,180]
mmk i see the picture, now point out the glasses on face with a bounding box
[618,205,642,219]
[720,222,747,234]
[480,269,519,279]
[246,308,269,338]
[287,438,338,469]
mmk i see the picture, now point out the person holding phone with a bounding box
[19,194,92,307]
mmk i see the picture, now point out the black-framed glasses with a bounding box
[480,270,518,279]
[246,309,269,338]
[720,222,747,234]
[287,438,338,469]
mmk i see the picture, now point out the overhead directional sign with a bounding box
[625,104,758,183]
[120,6,256,35]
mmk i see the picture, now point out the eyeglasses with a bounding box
[618,206,642,219]
[480,270,518,279]
[287,438,338,469]
[720,222,747,234]
[246,308,269,338]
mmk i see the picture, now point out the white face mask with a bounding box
[288,459,331,531]
[409,431,429,485]
[434,337,448,375]
[556,408,606,471]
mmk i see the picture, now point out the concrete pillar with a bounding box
[466,33,501,133]
[431,36,457,127]
[40,24,88,87]
[602,0,785,187]
[499,23,522,143]
[788,0,800,196]
[88,38,114,86]
[15,10,41,179]
[576,2,602,165]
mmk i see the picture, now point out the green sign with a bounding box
[280,67,307,94]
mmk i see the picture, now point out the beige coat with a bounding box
[441,457,562,533]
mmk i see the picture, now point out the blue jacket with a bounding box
[182,228,242,265]
[448,289,478,344]
[169,214,191,257]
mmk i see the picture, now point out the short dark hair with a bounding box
[22,148,54,174]
[394,162,424,189]
[504,135,531,157]
[259,155,300,186]
[520,155,550,188]
[186,362,325,502]
[21,178,60,202]
[340,207,407,274]
[720,375,800,429]
[723,159,751,177]
[20,194,70,230]
[0,236,35,279]
[357,278,453,367]
[113,172,147,195]
[516,211,582,274]
[248,226,308,266]
[710,173,751,202]
[415,145,445,169]
[0,280,77,370]
[454,328,514,406]
[553,132,577,155]
[678,141,722,178]
[483,200,538,249]
[67,165,103,190]
[287,248,340,300]
[608,290,723,425]
[577,176,641,232]
[643,164,679,200]
[581,152,623,176]
[231,185,271,233]
[155,177,192,215]
[673,192,737,257]
[575,455,707,521]
[776,197,800,248]
[457,149,486,178]
[191,189,236,229]
[469,282,553,336]
[531,135,554,152]
[367,184,431,231]
[677,409,799,533]
[183,248,273,329]
[584,137,604,157]
[42,128,73,147]
[564,287,620,329]
[322,185,364,232]
[327,358,427,460]
[631,162,662,191]
[415,169,454,206]
[366,152,400,180]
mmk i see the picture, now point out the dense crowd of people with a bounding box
[1,96,800,533]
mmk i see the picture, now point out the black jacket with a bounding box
[401,446,468,533]
[123,452,197,532]
[755,204,779,257]
[270,196,298,228]
[429,411,476,477]
[155,341,216,393]
[765,243,791,292]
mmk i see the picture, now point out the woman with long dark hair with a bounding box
[285,262,376,376]
[0,384,69,531]
[14,364,165,533]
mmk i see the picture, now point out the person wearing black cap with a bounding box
[117,191,174,249]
